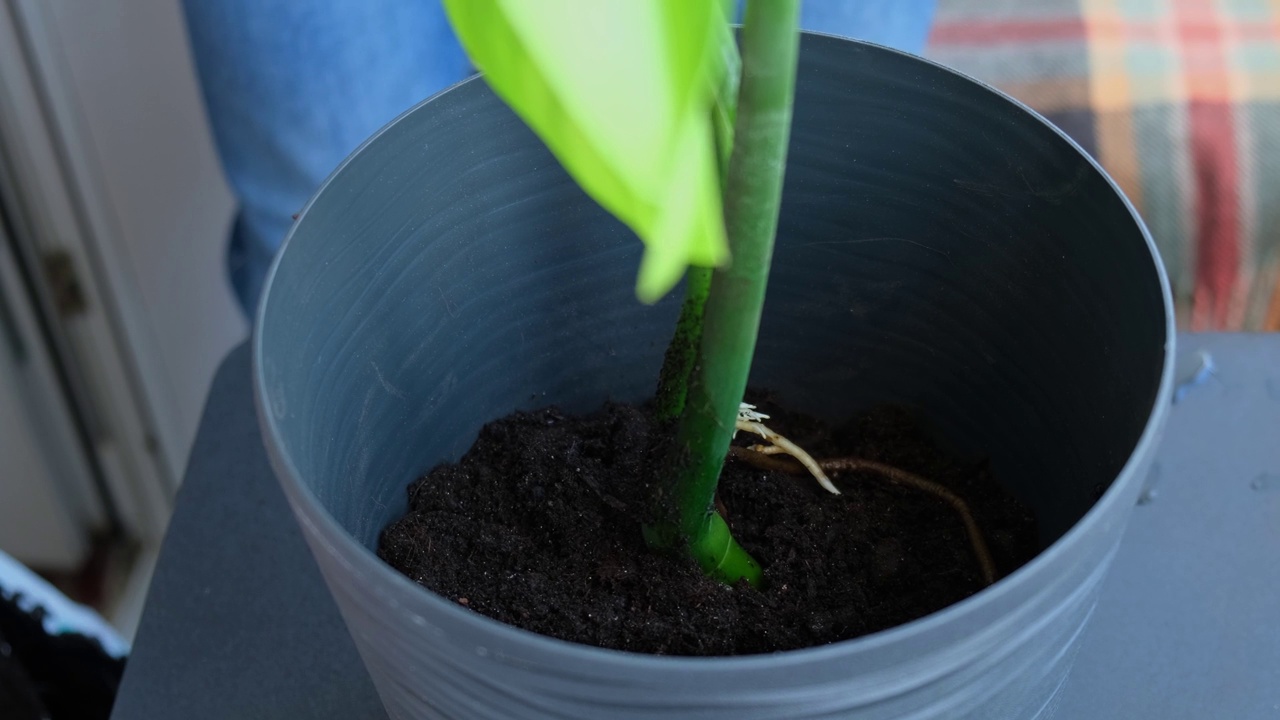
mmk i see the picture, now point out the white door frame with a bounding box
[0,1,179,543]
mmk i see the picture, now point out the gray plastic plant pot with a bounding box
[254,34,1175,720]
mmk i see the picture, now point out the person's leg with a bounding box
[800,0,937,56]
[186,0,937,315]
[732,0,937,55]
[181,0,470,315]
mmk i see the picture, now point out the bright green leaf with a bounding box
[442,0,732,302]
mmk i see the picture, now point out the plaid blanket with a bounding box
[927,0,1280,331]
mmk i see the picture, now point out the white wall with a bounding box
[0,349,85,568]
[34,0,247,476]
[0,239,88,568]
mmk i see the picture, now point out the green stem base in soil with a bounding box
[648,0,801,585]
[642,508,762,587]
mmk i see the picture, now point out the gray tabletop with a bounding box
[112,334,1280,720]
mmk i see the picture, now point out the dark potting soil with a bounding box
[378,398,1039,656]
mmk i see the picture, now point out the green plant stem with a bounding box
[653,22,740,422]
[654,265,712,422]
[661,0,800,587]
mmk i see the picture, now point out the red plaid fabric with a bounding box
[928,0,1280,330]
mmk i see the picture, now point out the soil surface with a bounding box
[378,398,1038,656]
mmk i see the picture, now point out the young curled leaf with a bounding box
[443,0,732,302]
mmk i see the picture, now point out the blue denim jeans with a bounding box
[181,0,936,316]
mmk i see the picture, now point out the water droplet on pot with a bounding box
[1250,474,1279,492]
[1137,464,1160,505]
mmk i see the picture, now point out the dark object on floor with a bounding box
[379,401,1038,655]
[0,592,125,720]
[0,648,45,720]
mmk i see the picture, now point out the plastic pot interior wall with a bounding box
[255,34,1173,720]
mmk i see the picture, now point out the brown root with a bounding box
[729,446,999,586]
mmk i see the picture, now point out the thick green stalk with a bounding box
[654,265,712,421]
[653,20,740,422]
[668,0,800,585]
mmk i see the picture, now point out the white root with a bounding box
[735,403,840,495]
[736,403,771,423]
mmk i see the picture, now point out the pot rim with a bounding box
[252,33,1176,668]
